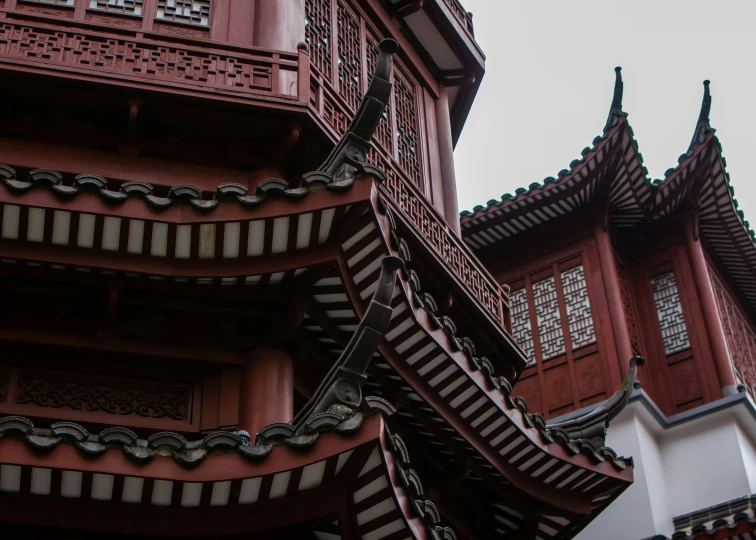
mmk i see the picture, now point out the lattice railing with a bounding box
[0,18,310,105]
[442,0,474,35]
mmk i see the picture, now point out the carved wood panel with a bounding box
[89,0,144,16]
[0,22,300,101]
[651,271,691,355]
[509,256,603,417]
[156,0,210,27]
[710,268,756,396]
[0,365,195,430]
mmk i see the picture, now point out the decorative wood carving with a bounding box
[510,287,535,362]
[651,271,691,355]
[305,0,333,81]
[14,3,74,16]
[84,13,142,27]
[88,0,144,16]
[710,268,756,395]
[152,22,208,38]
[562,264,597,349]
[0,22,299,100]
[533,274,566,360]
[615,253,642,354]
[155,0,210,27]
[14,375,189,421]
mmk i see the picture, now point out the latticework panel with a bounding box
[651,271,691,355]
[156,0,210,27]
[710,271,756,395]
[533,275,565,360]
[510,288,535,364]
[615,253,642,354]
[305,0,332,79]
[89,0,143,15]
[561,265,596,349]
[336,1,362,111]
[394,70,422,186]
[366,28,393,153]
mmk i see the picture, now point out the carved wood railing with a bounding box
[0,5,310,106]
[441,0,475,36]
[309,69,509,330]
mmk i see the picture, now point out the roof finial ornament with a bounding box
[688,79,713,151]
[308,39,399,183]
[603,66,624,132]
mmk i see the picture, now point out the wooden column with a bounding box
[595,223,634,378]
[435,86,461,236]
[683,216,737,395]
[239,348,294,435]
[253,0,306,51]
[226,0,256,46]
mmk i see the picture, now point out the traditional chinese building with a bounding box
[0,1,637,539]
[461,69,756,540]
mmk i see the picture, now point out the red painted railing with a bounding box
[0,6,308,106]
[309,70,509,330]
[441,0,475,35]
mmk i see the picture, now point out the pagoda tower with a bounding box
[0,1,636,538]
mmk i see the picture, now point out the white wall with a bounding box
[577,398,756,540]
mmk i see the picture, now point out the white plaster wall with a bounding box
[735,422,756,494]
[662,416,750,517]
[577,401,756,540]
[576,408,663,540]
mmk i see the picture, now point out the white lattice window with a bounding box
[156,0,211,27]
[561,265,596,348]
[532,275,565,360]
[89,0,143,15]
[510,288,535,364]
[651,271,691,355]
[508,261,597,365]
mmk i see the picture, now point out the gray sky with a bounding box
[454,0,756,228]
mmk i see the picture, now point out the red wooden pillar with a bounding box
[239,348,294,436]
[683,216,737,396]
[253,0,306,51]
[435,85,461,236]
[595,223,633,379]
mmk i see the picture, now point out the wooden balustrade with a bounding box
[0,11,308,105]
[441,0,475,35]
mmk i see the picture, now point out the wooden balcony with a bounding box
[0,2,310,110]
[0,0,509,335]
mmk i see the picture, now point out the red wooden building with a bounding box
[0,1,637,538]
[462,69,756,540]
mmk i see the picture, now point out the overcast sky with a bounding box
[454,0,756,227]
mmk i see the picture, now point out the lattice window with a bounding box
[561,265,596,349]
[651,271,690,355]
[27,0,75,5]
[156,0,210,27]
[305,0,332,79]
[510,288,535,364]
[366,29,393,153]
[89,0,143,15]
[394,70,422,186]
[336,1,362,111]
[533,276,565,360]
[508,260,597,365]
